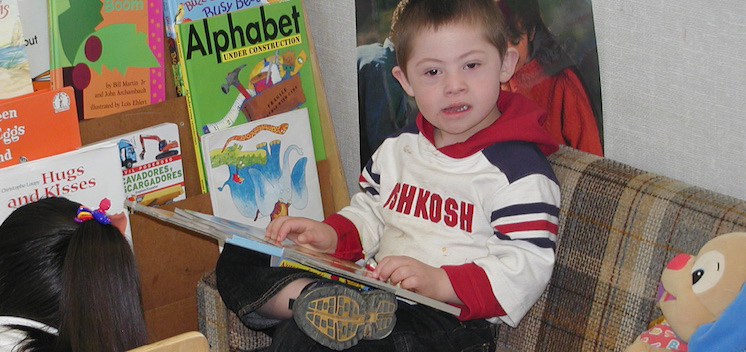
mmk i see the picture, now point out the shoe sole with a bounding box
[293,284,397,350]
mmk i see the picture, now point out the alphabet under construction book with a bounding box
[162,0,280,96]
[200,108,323,228]
[175,0,326,191]
[124,200,461,316]
[48,0,167,119]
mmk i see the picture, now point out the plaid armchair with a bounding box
[198,146,746,351]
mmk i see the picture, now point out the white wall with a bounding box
[307,0,746,201]
[594,0,746,200]
[304,1,361,197]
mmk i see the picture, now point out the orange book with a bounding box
[0,87,81,169]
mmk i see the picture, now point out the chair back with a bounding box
[127,331,209,352]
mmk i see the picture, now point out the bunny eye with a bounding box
[690,250,725,294]
[692,269,704,284]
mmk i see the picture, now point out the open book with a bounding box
[125,200,460,316]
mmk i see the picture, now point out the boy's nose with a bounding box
[444,73,467,95]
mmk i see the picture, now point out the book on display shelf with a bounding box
[18,0,51,91]
[48,0,167,119]
[200,108,323,229]
[162,0,280,96]
[97,122,186,207]
[0,86,80,169]
[0,0,34,99]
[174,0,326,191]
[0,141,132,243]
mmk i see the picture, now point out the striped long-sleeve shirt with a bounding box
[326,91,561,327]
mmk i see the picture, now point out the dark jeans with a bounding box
[216,244,497,352]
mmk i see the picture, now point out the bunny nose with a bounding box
[666,253,691,270]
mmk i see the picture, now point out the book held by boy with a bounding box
[175,0,326,190]
[0,87,80,169]
[97,122,186,207]
[0,141,133,242]
[48,0,167,119]
[124,200,461,316]
[201,108,323,228]
[0,0,34,99]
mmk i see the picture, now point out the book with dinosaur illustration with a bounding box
[162,0,281,97]
[97,123,186,207]
[124,200,461,316]
[175,0,326,192]
[0,0,34,99]
[0,87,80,169]
[48,0,166,119]
[0,141,133,243]
[200,108,323,228]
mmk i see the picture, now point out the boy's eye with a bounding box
[424,69,439,76]
[464,63,480,70]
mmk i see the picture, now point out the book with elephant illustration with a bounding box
[175,0,326,192]
[200,108,323,228]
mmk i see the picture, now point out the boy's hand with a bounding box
[369,256,461,304]
[265,216,338,253]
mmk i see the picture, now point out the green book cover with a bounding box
[176,0,325,191]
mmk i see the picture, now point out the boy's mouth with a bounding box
[443,104,470,114]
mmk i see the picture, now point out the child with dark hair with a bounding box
[499,0,604,156]
[0,197,147,352]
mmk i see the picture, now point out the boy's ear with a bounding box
[392,66,415,97]
[499,47,520,83]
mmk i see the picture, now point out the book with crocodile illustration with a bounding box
[200,108,323,228]
[175,0,326,191]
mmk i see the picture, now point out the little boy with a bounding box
[217,0,561,350]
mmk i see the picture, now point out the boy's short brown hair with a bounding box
[390,0,509,76]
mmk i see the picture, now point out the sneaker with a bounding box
[292,280,397,350]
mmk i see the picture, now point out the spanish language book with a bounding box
[0,141,133,243]
[125,201,461,316]
[48,0,167,119]
[200,108,323,228]
[0,87,80,169]
[98,123,186,207]
[175,0,326,191]
[162,0,279,96]
[0,0,34,99]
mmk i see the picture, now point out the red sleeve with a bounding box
[323,213,364,262]
[442,263,506,321]
[554,69,603,156]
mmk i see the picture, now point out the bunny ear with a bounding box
[99,198,112,212]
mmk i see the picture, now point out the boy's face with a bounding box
[393,23,518,147]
